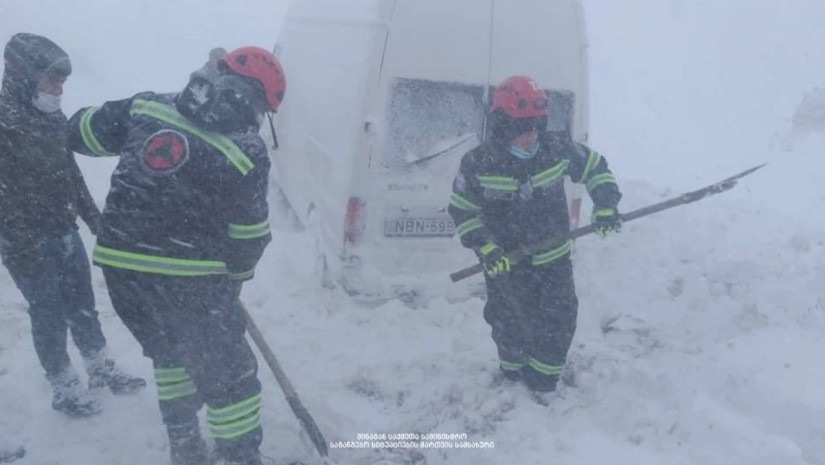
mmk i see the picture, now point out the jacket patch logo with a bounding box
[141,130,189,174]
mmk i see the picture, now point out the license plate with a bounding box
[384,217,455,237]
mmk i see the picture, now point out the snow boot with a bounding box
[48,366,102,418]
[499,363,524,382]
[84,351,147,394]
[168,420,210,465]
[522,368,559,394]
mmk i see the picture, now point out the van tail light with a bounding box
[343,197,366,247]
[569,197,582,229]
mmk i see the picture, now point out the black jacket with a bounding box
[0,33,99,249]
[448,131,621,265]
[67,92,271,280]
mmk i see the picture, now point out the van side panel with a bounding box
[274,15,389,255]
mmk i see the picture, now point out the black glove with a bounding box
[592,207,621,237]
[476,243,511,279]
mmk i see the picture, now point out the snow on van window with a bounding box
[545,90,575,133]
[383,78,575,170]
[384,78,486,169]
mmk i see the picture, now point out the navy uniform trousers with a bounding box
[102,267,262,462]
[483,256,578,391]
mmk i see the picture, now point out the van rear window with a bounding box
[383,78,575,170]
[384,78,486,169]
[542,89,575,133]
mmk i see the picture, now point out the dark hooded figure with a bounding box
[0,33,146,418]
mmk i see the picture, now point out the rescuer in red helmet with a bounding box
[67,46,286,465]
[448,75,622,399]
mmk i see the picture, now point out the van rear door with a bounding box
[369,0,493,255]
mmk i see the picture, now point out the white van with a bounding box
[270,0,589,301]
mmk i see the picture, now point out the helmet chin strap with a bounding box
[266,112,279,150]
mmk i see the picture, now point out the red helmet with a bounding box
[490,75,549,118]
[221,46,286,112]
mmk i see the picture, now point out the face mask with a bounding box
[508,141,539,159]
[32,91,61,113]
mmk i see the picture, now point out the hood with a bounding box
[2,33,72,106]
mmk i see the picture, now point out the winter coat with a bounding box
[0,33,100,250]
[67,92,272,280]
[448,131,622,266]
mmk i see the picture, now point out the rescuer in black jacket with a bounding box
[0,33,145,419]
[68,46,286,465]
[448,75,622,394]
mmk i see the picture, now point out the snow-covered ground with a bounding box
[2,1,825,464]
[4,177,825,465]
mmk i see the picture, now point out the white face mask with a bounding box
[508,141,540,159]
[32,91,62,113]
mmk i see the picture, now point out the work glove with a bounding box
[477,243,511,279]
[592,207,622,237]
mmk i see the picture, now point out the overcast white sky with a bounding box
[2,0,825,197]
[0,0,291,106]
